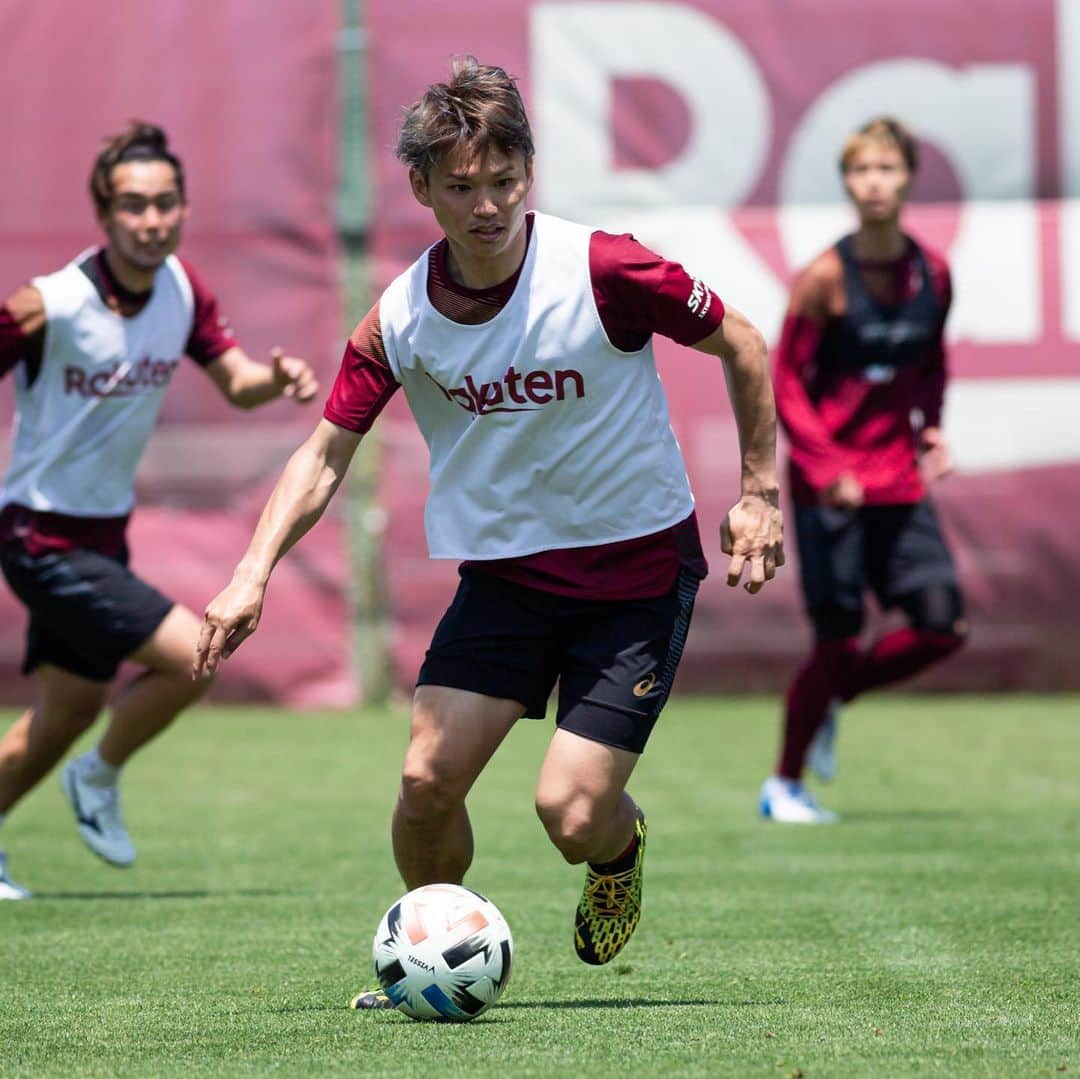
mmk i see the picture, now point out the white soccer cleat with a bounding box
[60,760,136,867]
[807,699,841,783]
[0,852,31,900]
[759,776,837,824]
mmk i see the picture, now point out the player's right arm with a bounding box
[193,418,363,677]
[772,254,863,507]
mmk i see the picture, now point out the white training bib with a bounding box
[1,251,194,517]
[379,212,694,559]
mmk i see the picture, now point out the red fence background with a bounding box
[367,0,1080,692]
[2,2,1077,705]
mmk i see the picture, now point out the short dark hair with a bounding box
[396,56,534,177]
[89,121,186,214]
[840,116,919,174]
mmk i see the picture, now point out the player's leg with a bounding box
[392,685,522,887]
[60,603,213,867]
[539,569,699,965]
[0,666,110,814]
[0,665,110,898]
[392,572,558,888]
[353,573,555,1010]
[847,500,967,699]
[95,604,212,766]
[535,729,640,867]
[764,506,862,818]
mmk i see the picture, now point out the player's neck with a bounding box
[851,220,906,262]
[444,225,529,291]
[102,247,157,296]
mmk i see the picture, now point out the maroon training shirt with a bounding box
[325,214,725,600]
[774,235,951,506]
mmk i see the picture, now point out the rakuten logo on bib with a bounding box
[65,357,180,399]
[427,365,585,415]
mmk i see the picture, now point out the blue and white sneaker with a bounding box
[61,760,136,867]
[0,851,31,900]
[759,776,837,824]
[807,699,841,783]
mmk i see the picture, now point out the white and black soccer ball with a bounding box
[372,883,513,1022]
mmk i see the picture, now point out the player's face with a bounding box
[99,160,188,272]
[410,146,533,284]
[843,143,911,226]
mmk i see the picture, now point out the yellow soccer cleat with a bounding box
[349,988,395,1011]
[573,810,647,965]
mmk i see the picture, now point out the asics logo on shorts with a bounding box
[426,365,585,416]
[632,673,657,698]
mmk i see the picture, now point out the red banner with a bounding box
[0,5,352,704]
[368,0,1080,690]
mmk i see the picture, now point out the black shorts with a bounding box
[416,568,701,754]
[0,542,174,682]
[794,498,959,628]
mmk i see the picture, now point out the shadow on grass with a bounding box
[273,997,785,1018]
[29,888,291,900]
[837,809,960,823]
[496,997,783,1009]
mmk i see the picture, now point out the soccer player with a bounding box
[0,122,318,898]
[194,59,783,999]
[759,117,967,824]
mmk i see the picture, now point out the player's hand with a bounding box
[919,427,953,482]
[193,577,266,679]
[823,472,864,508]
[271,347,319,403]
[721,491,785,594]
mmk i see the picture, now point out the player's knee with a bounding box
[534,795,598,865]
[902,584,968,640]
[63,706,101,737]
[398,760,465,822]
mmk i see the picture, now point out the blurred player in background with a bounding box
[759,117,967,824]
[0,123,318,898]
[194,58,783,1003]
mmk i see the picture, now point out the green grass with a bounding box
[1,696,1077,1077]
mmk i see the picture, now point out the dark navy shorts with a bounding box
[794,498,959,627]
[416,568,701,755]
[0,543,174,682]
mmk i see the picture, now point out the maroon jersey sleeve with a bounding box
[324,303,401,434]
[915,250,952,429]
[773,253,855,491]
[177,257,239,367]
[589,231,726,352]
[0,284,45,382]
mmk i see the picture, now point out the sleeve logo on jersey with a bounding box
[687,277,712,320]
[425,365,586,415]
[64,357,180,398]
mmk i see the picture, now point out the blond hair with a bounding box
[839,116,918,174]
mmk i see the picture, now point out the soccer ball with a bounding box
[372,883,513,1022]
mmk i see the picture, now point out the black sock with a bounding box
[588,832,639,875]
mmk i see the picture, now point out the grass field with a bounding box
[1,695,1076,1077]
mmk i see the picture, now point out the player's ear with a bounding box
[410,168,433,208]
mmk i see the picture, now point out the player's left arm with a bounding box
[691,308,785,594]
[917,257,953,481]
[205,345,320,409]
[590,230,783,593]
